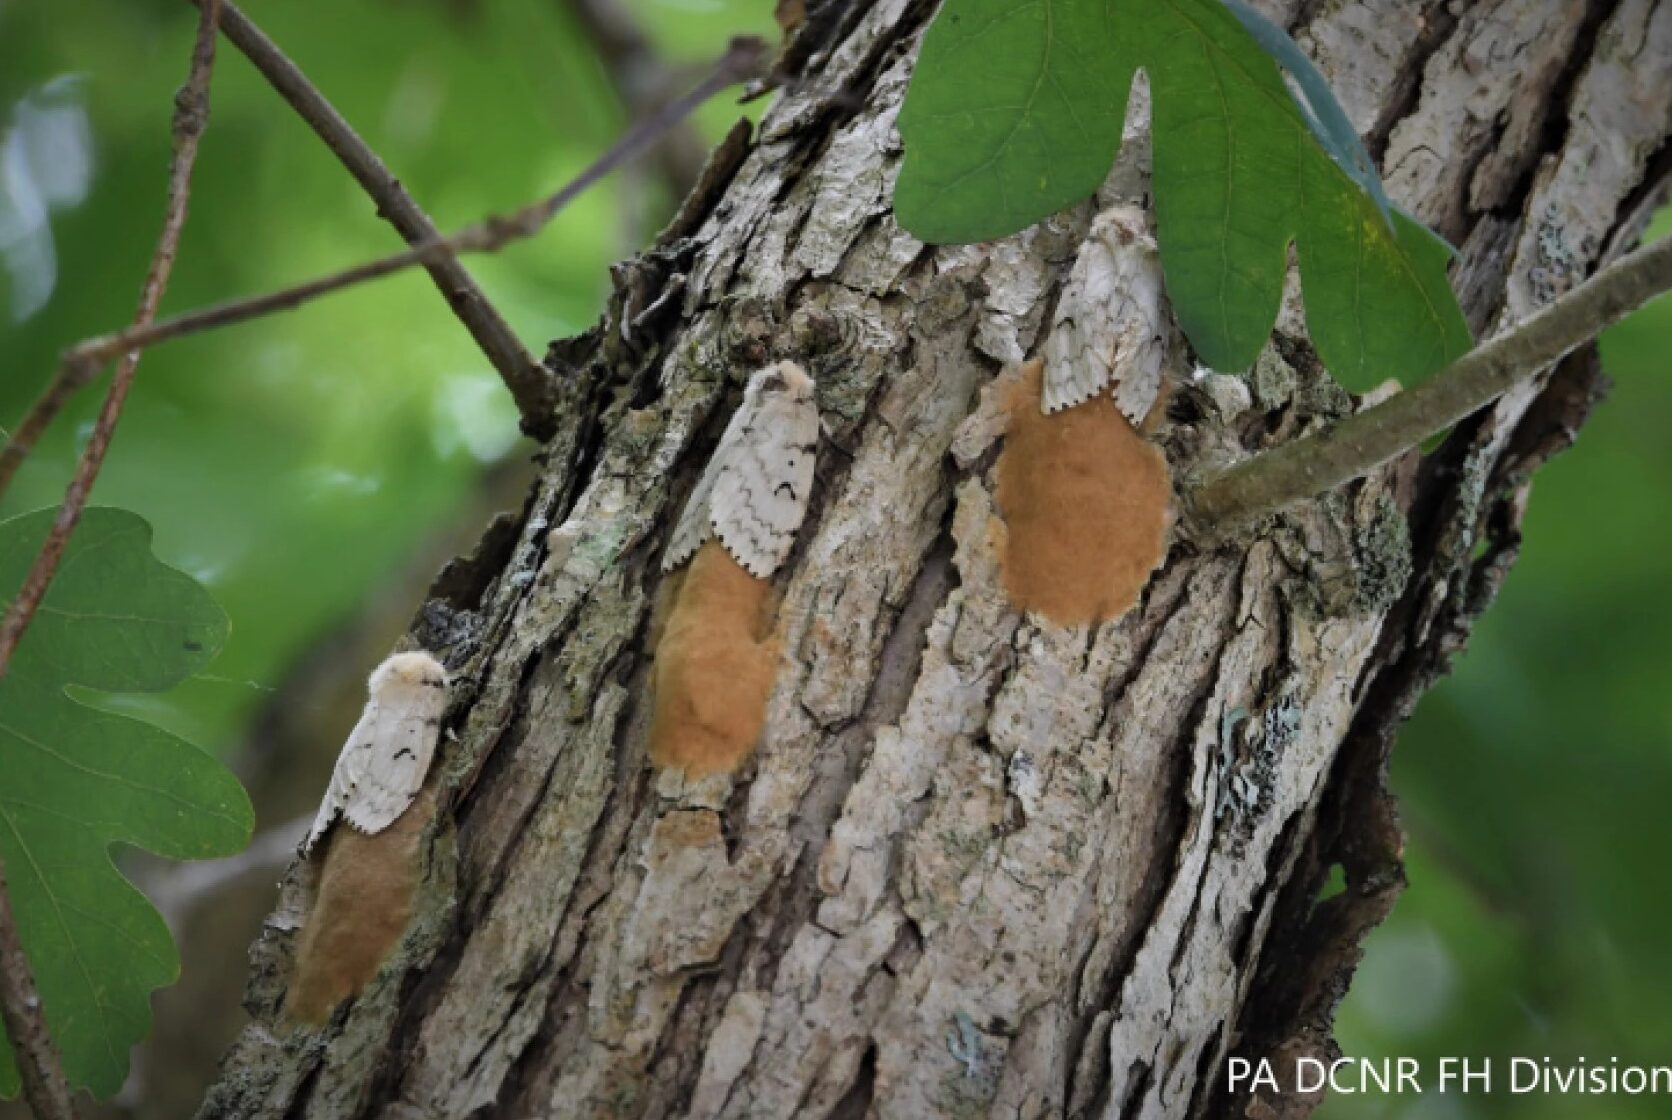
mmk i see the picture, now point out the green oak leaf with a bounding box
[894,0,1134,245]
[895,0,1473,388]
[1221,0,1390,223]
[0,507,252,1099]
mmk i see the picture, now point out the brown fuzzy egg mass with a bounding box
[994,359,1172,626]
[649,540,779,776]
[285,784,436,1026]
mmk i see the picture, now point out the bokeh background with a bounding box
[1,2,1667,1117]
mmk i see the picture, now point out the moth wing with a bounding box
[301,705,377,855]
[1042,241,1118,414]
[663,430,731,572]
[1106,235,1169,427]
[337,693,441,835]
[1042,206,1169,424]
[302,775,343,855]
[709,386,819,578]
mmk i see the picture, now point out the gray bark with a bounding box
[198,1,1672,1117]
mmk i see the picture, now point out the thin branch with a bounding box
[0,367,98,504]
[0,855,78,1120]
[186,0,551,430]
[0,0,220,678]
[0,8,227,504]
[1189,233,1672,525]
[0,2,222,1107]
[0,35,767,488]
[558,0,712,198]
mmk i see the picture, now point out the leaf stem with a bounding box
[1189,233,1672,525]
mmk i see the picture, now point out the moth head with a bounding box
[370,650,449,693]
[748,360,815,405]
[1089,205,1158,254]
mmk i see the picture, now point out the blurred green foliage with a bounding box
[1331,212,1672,1120]
[1,2,1668,1115]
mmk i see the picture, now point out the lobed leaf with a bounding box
[894,0,1135,243]
[1220,0,1390,222]
[0,507,252,1099]
[895,0,1473,387]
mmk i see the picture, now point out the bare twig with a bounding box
[0,371,96,503]
[186,0,551,431]
[0,854,78,1120]
[0,35,767,487]
[0,0,220,676]
[1190,233,1672,525]
[558,0,711,198]
[0,4,225,504]
[0,2,222,1108]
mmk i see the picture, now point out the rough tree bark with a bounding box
[198,0,1671,1117]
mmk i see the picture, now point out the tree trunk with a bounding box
[199,1,1671,1117]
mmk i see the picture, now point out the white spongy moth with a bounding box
[302,651,449,855]
[663,361,820,579]
[1041,205,1170,425]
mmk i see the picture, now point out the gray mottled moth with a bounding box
[1042,205,1170,425]
[303,651,449,855]
[664,361,820,579]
